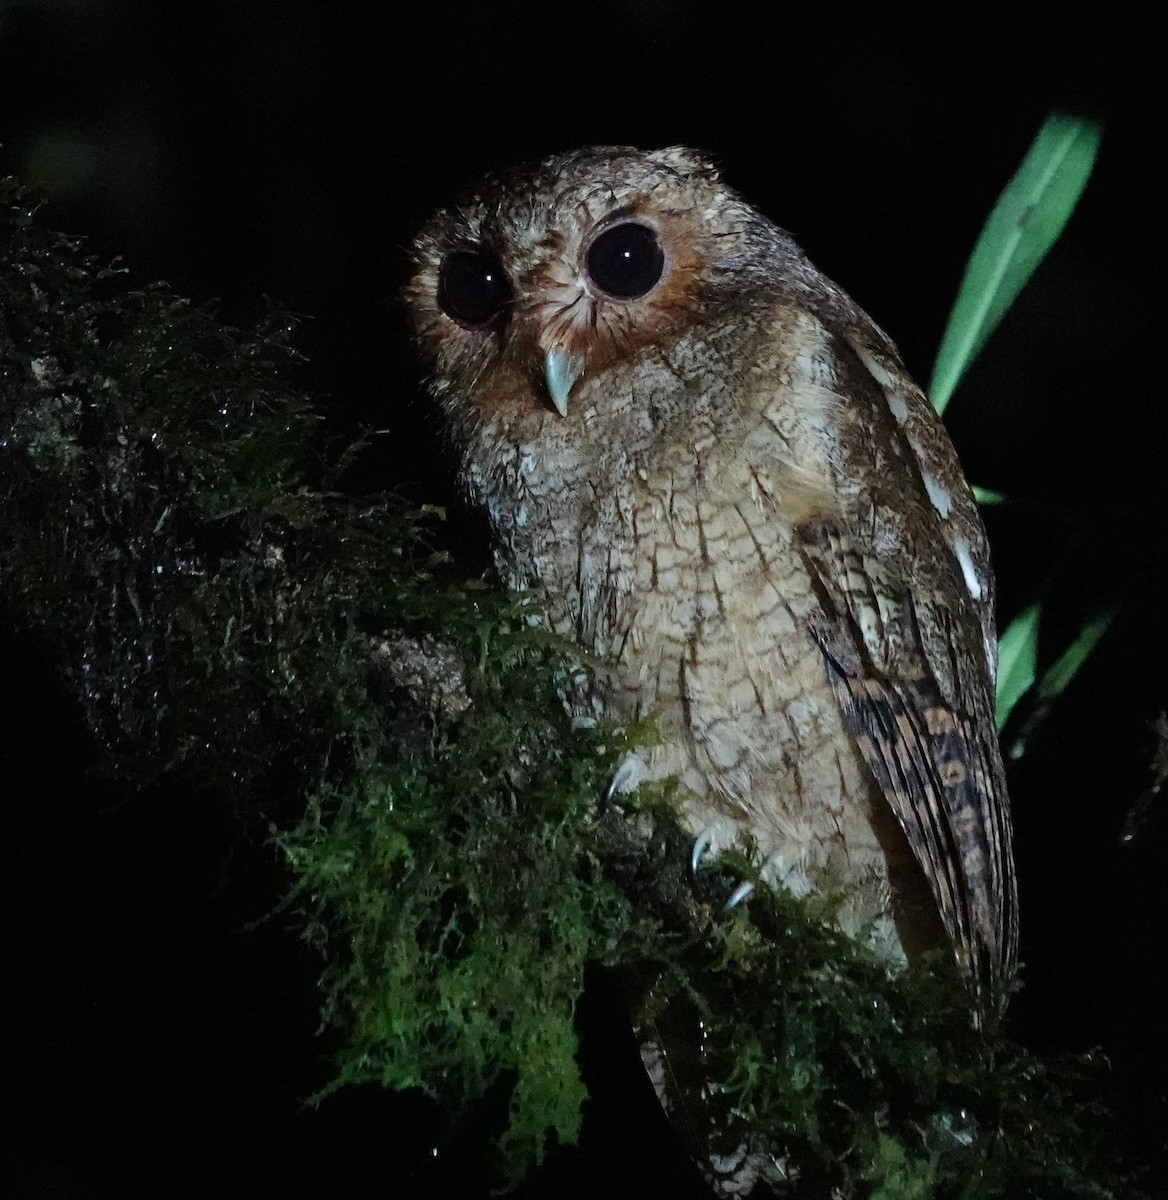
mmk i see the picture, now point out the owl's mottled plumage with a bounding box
[406,145,1017,1117]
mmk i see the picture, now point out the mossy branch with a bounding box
[0,179,1133,1197]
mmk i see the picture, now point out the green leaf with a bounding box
[972,486,1007,505]
[1009,606,1116,758]
[1034,606,1116,705]
[930,112,1102,415]
[995,603,1040,730]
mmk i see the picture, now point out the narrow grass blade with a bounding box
[1034,606,1116,705]
[1009,606,1116,758]
[972,486,1007,505]
[930,113,1102,415]
[995,603,1040,731]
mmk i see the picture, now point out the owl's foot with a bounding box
[605,752,649,804]
[724,880,755,910]
[690,827,718,874]
[689,819,744,873]
[690,823,758,909]
[690,828,818,910]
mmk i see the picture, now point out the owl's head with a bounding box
[406,146,804,432]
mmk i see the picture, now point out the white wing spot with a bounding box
[984,629,998,676]
[855,346,909,425]
[921,470,953,519]
[954,537,984,601]
[885,389,909,425]
[856,347,895,388]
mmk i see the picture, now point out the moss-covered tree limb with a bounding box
[0,179,1134,1197]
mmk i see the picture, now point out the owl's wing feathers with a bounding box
[786,315,1018,1006]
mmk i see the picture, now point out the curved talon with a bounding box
[691,829,717,876]
[724,880,755,911]
[605,756,641,804]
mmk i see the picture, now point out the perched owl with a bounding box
[406,145,1017,1186]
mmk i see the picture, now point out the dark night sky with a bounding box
[2,4,1166,1197]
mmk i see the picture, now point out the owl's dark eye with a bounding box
[437,248,511,327]
[585,222,665,299]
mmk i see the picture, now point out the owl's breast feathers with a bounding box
[468,299,1016,1008]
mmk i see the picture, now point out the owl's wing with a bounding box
[793,319,1018,1009]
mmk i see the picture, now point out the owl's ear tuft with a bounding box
[652,145,721,182]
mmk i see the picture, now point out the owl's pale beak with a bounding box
[543,347,585,417]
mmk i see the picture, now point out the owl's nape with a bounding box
[407,145,1017,1192]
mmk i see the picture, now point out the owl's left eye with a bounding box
[585,221,665,300]
[438,248,511,328]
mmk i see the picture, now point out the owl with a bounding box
[406,145,1017,1185]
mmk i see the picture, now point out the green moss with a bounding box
[1,177,435,800]
[0,177,1136,1196]
[278,709,636,1180]
[866,1134,937,1200]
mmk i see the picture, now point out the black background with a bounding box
[2,4,1166,1197]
